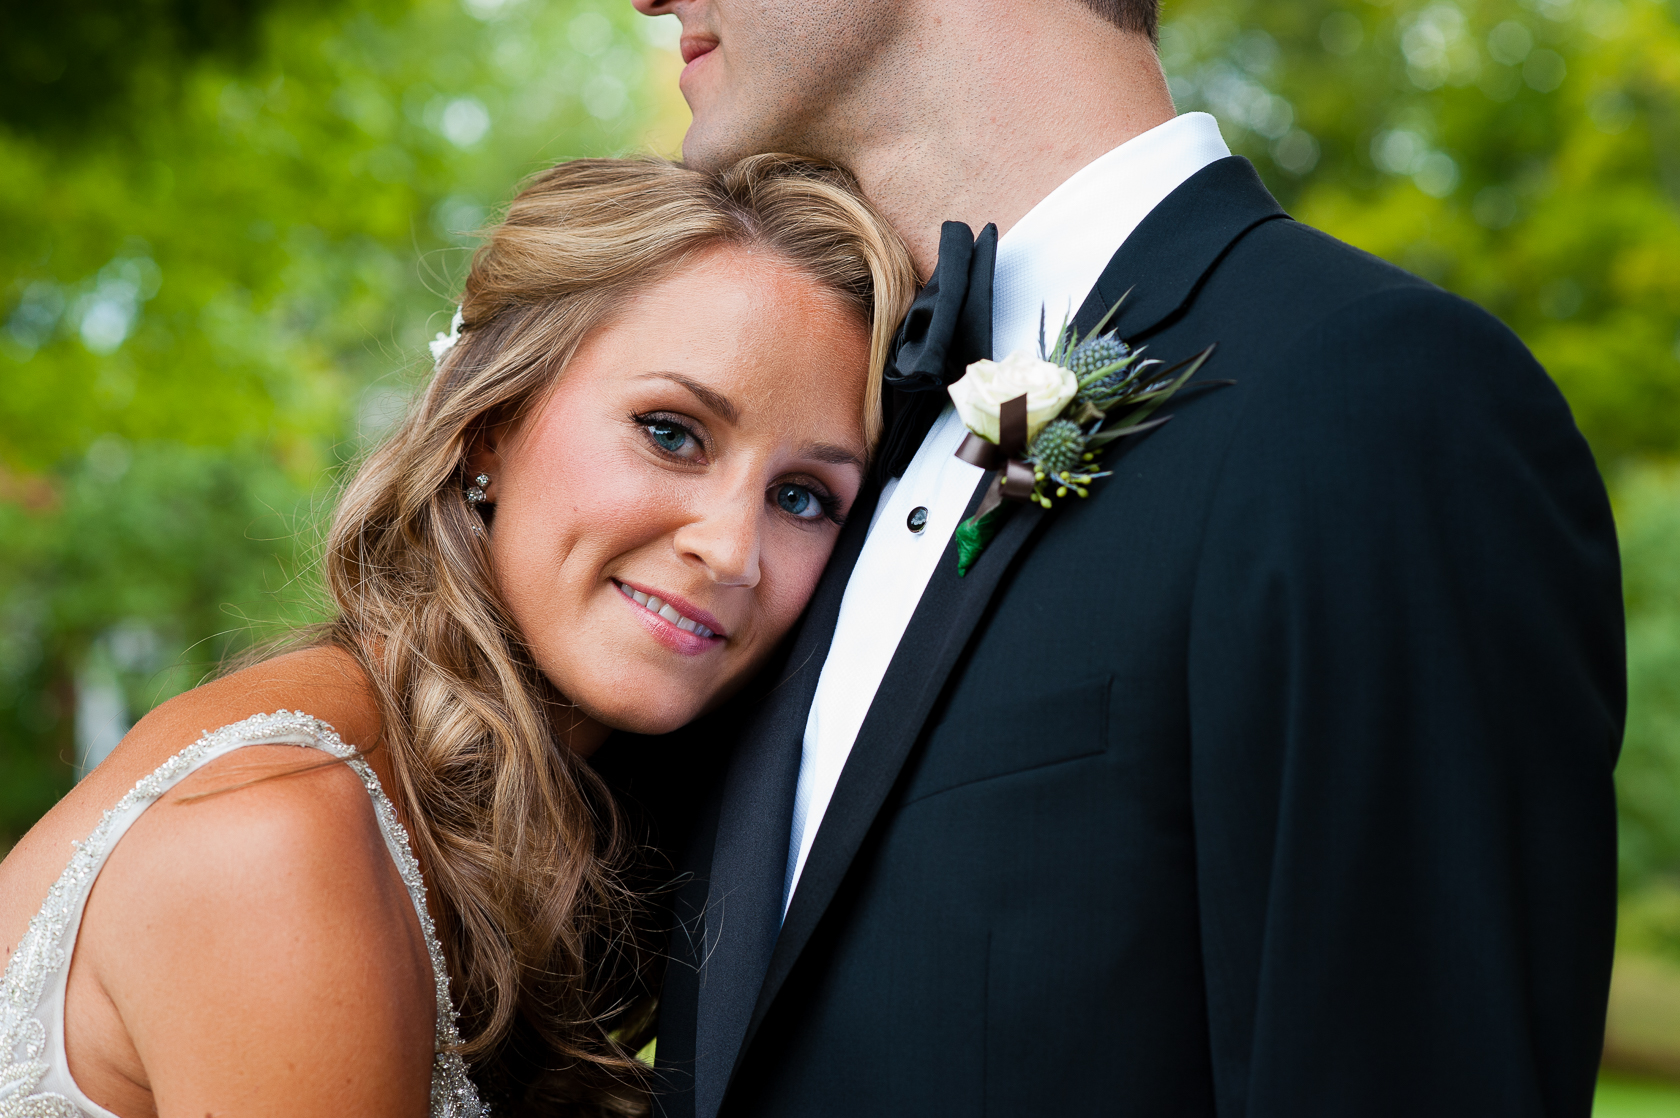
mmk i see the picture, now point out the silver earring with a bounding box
[466,473,490,505]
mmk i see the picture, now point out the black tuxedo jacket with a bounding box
[629,157,1624,1118]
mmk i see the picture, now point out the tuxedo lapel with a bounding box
[686,482,881,1118]
[721,156,1291,1087]
[1076,156,1287,340]
[732,480,1046,1067]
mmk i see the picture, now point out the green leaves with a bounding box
[955,505,1006,578]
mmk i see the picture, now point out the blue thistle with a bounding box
[1073,334,1148,412]
[1030,419,1087,482]
[1067,334,1130,379]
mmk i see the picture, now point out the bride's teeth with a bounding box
[619,582,718,638]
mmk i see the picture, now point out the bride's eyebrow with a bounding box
[639,371,739,423]
[802,443,865,470]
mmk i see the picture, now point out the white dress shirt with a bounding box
[782,112,1232,914]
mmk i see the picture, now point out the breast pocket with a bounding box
[900,675,1113,805]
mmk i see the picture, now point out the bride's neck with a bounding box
[552,704,612,759]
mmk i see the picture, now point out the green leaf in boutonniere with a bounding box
[954,505,1005,577]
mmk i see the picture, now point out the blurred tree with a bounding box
[1616,466,1680,895]
[0,0,681,843]
[1607,463,1680,1075]
[1162,0,1680,463]
[0,0,338,137]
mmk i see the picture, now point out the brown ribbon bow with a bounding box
[954,393,1037,520]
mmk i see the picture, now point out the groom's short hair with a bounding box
[1079,0,1160,42]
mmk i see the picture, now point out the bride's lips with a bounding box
[613,579,727,655]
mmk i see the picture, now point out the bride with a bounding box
[0,154,915,1117]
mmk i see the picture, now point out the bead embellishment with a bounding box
[0,710,488,1118]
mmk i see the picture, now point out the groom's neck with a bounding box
[828,4,1176,278]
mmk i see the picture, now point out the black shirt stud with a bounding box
[907,506,929,533]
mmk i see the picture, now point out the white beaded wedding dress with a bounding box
[0,710,488,1118]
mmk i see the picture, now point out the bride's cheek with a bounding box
[765,545,832,632]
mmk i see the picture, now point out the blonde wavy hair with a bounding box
[320,154,916,1113]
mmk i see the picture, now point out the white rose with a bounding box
[947,348,1079,446]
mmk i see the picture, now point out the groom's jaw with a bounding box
[652,0,915,172]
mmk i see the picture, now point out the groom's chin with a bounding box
[676,91,786,173]
[678,115,747,174]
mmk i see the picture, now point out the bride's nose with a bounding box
[672,484,763,589]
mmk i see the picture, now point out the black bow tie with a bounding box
[876,221,998,479]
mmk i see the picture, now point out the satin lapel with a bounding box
[1075,155,1287,341]
[724,156,1293,1081]
[732,482,1047,1068]
[687,481,881,1118]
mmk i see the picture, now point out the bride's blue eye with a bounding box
[647,419,692,454]
[775,483,824,520]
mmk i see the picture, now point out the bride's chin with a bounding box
[563,682,707,738]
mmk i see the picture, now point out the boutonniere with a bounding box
[949,297,1217,575]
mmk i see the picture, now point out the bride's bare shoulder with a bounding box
[67,736,435,1116]
[130,645,380,762]
[76,645,380,807]
[0,645,383,966]
[1,645,434,1114]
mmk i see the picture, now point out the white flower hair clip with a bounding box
[429,307,465,365]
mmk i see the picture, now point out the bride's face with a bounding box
[479,245,871,745]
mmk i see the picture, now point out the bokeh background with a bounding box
[2,0,1677,1108]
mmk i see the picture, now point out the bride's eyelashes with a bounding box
[631,411,711,463]
[770,478,844,527]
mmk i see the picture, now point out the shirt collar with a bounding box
[991,111,1231,361]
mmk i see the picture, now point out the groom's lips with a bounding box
[680,34,718,66]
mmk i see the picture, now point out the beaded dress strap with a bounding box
[0,709,487,1118]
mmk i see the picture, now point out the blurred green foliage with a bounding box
[1618,467,1680,894]
[1164,0,1680,461]
[1595,1074,1680,1116]
[1,0,1677,954]
[0,0,680,841]
[2,0,335,136]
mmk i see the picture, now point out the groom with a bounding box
[626,1,1625,1115]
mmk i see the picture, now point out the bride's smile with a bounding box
[470,243,872,750]
[613,579,726,646]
